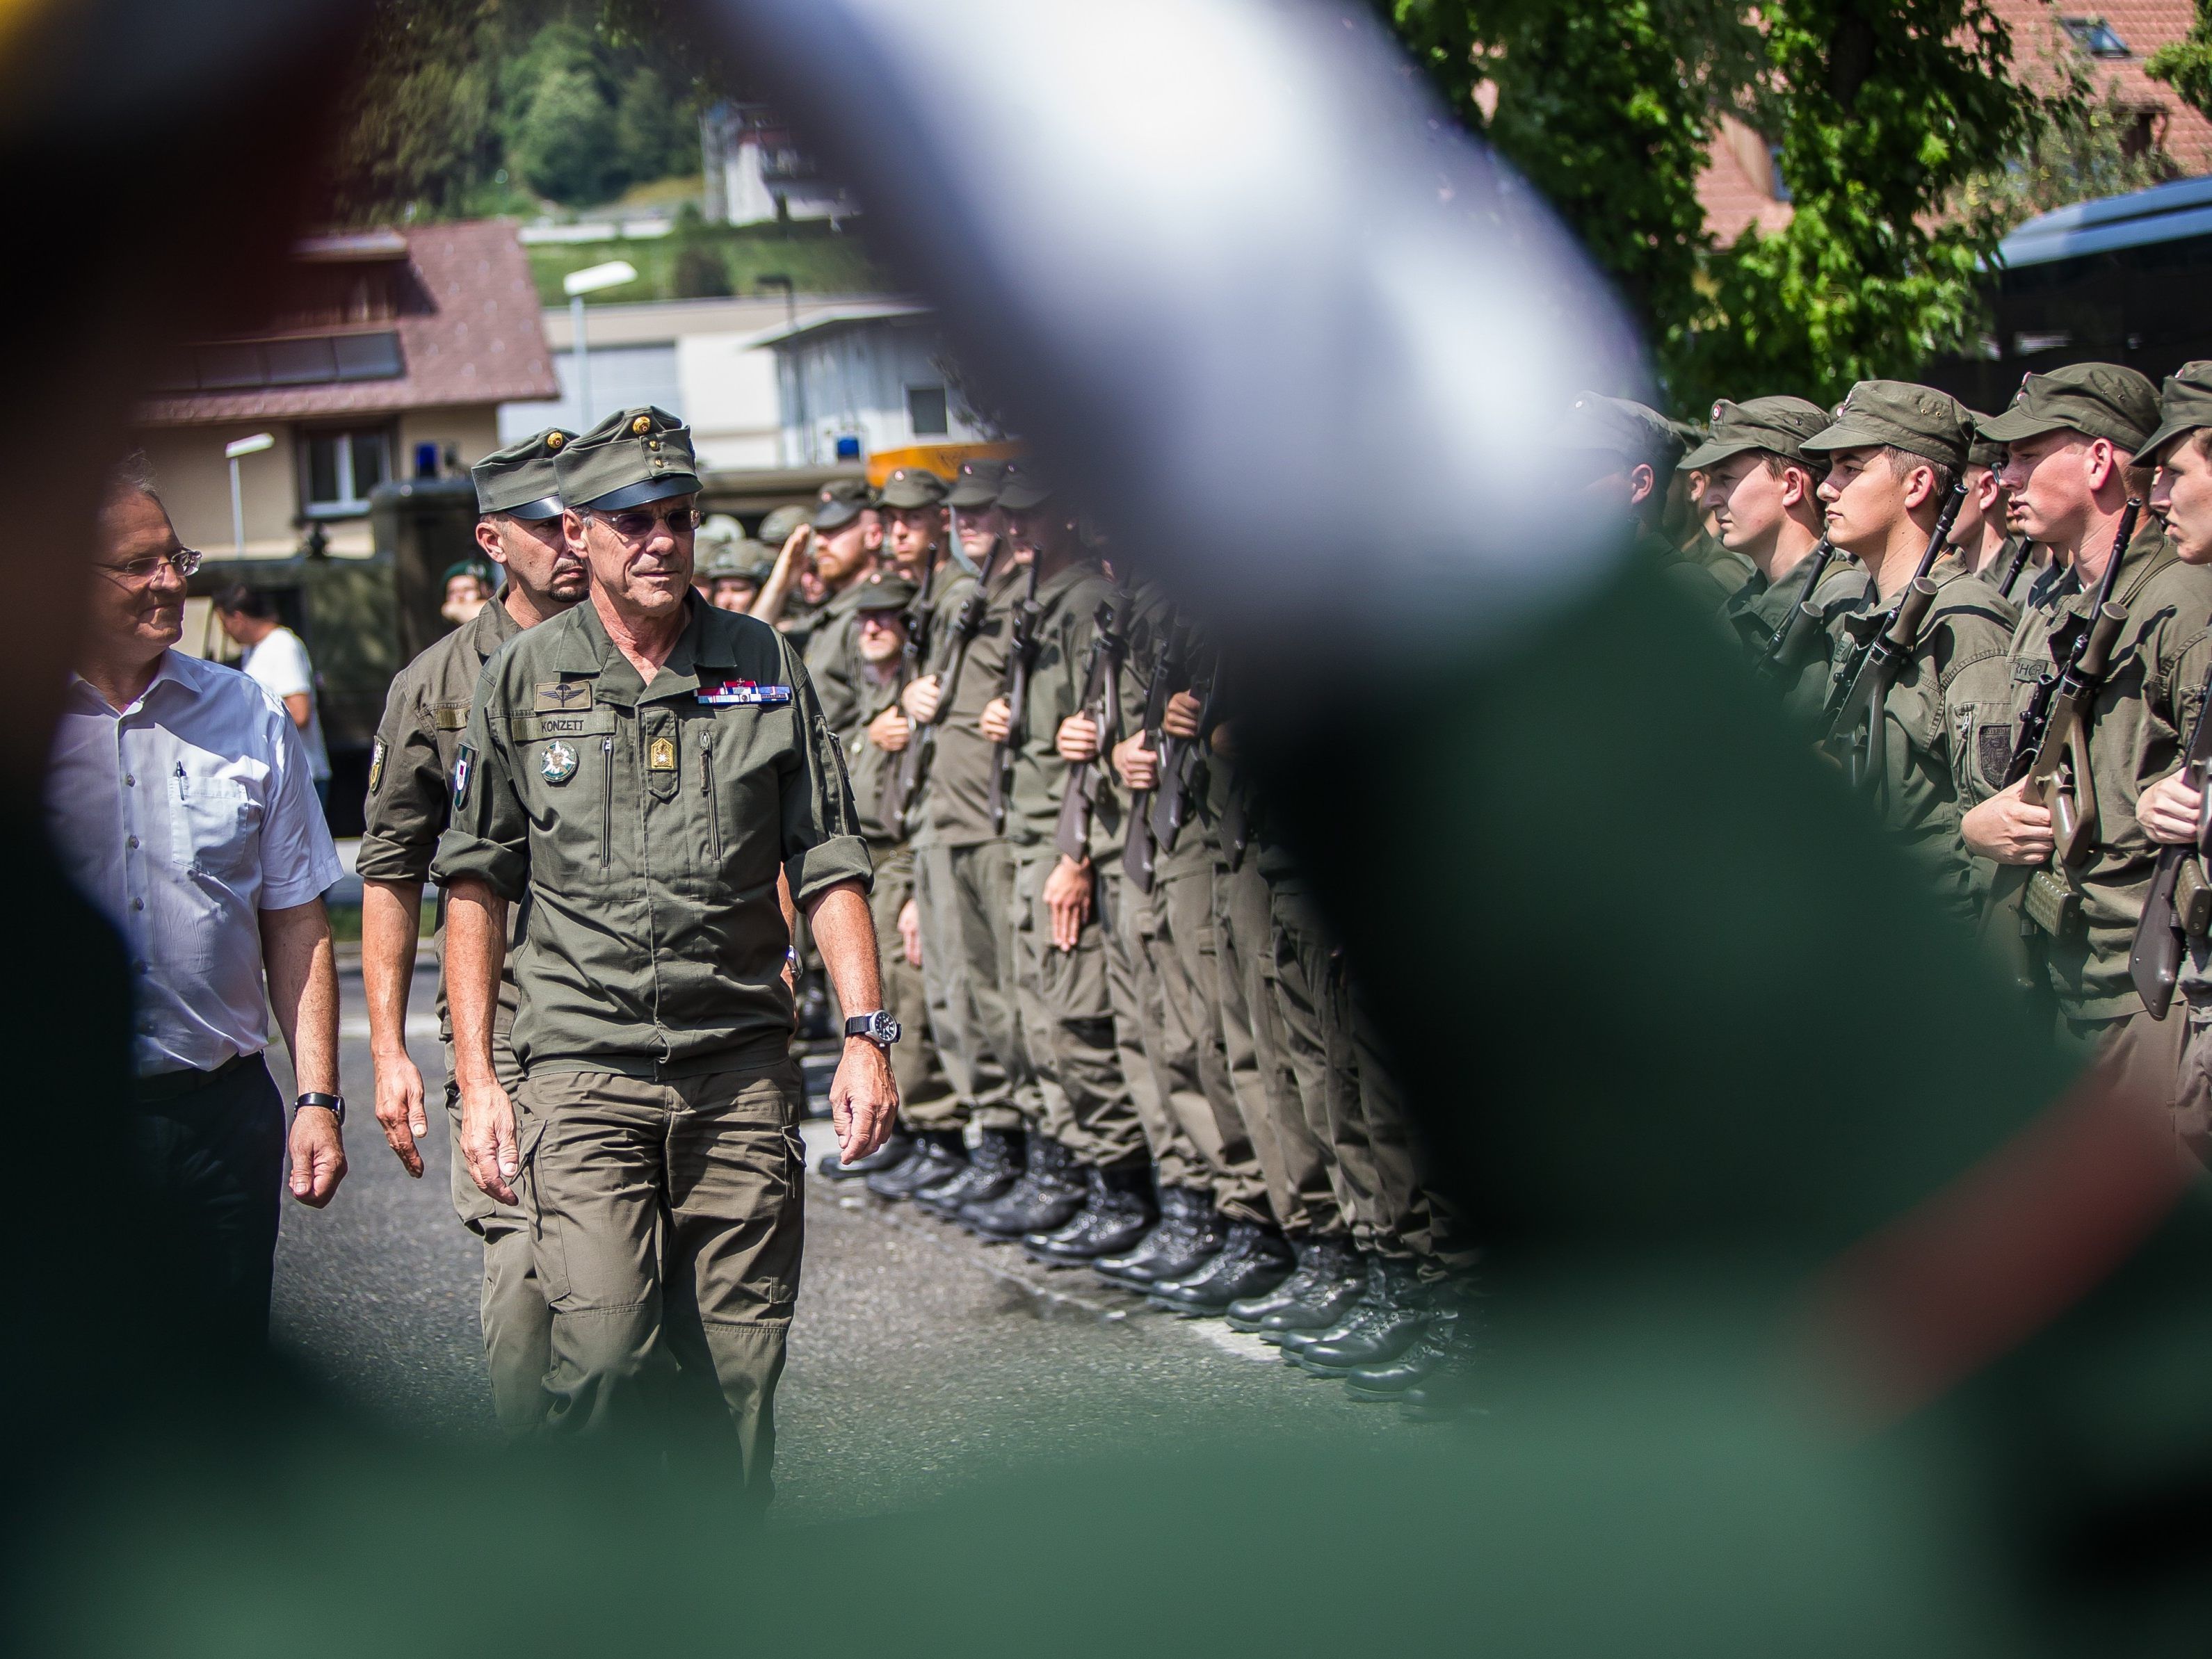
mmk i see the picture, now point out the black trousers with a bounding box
[125,1053,284,1347]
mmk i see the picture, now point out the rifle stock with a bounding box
[1121,622,1185,892]
[985,552,1045,837]
[1818,478,1968,768]
[2133,664,2212,1018]
[1053,594,1127,862]
[889,540,1002,837]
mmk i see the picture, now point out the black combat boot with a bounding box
[1149,1220,1295,1315]
[1343,1296,1474,1401]
[1277,1254,1387,1357]
[1023,1162,1155,1265]
[960,1133,1085,1238]
[914,1127,1023,1217]
[1091,1185,1206,1287]
[1105,1198,1229,1289]
[1398,1327,1480,1421]
[865,1130,966,1201]
[816,1130,914,1182]
[1227,1233,1357,1332]
[1295,1256,1435,1375]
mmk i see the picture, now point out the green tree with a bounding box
[614,64,697,184]
[668,203,733,296]
[508,63,620,205]
[326,1,506,221]
[2147,1,2212,118]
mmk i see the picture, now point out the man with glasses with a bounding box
[434,407,896,1492]
[357,427,579,1435]
[47,453,346,1348]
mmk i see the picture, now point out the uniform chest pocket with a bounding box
[686,706,791,884]
[171,767,261,881]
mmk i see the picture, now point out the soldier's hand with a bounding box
[371,1046,430,1179]
[1161,690,1203,741]
[869,704,913,754]
[287,1106,346,1208]
[2138,770,2204,846]
[979,696,1013,743]
[898,896,923,967]
[1044,855,1093,950]
[903,674,944,725]
[1960,781,2056,865]
[460,1077,521,1206]
[1057,712,1100,762]
[830,1038,900,1164]
[1112,733,1157,791]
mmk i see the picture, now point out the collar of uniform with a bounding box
[819,577,875,622]
[1034,558,1097,609]
[465,592,524,664]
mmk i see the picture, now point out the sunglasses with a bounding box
[597,505,703,540]
[99,548,202,583]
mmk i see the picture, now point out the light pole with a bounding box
[224,432,274,555]
[563,259,638,430]
[758,274,805,463]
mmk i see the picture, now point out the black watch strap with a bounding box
[295,1091,346,1125]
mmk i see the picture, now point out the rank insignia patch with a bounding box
[697,679,793,706]
[649,736,677,772]
[541,741,578,784]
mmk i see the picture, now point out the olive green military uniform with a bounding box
[433,408,871,1491]
[357,427,574,1437]
[1682,396,1838,669]
[1003,556,1146,1170]
[1560,392,1731,614]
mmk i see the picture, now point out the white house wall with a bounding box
[779,321,987,464]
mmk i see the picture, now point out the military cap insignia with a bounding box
[648,735,677,772]
[540,741,578,784]
[546,431,565,451]
[1711,400,1727,421]
[631,414,652,435]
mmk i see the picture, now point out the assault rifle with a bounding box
[984,551,1046,836]
[1121,621,1188,893]
[1752,536,1838,685]
[1985,499,2143,987]
[1817,478,1969,788]
[1994,537,2035,601]
[1149,658,1225,855]
[2130,659,2212,1019]
[888,538,1002,837]
[1053,590,1129,862]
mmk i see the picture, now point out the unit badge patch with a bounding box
[541,741,578,784]
[368,738,385,795]
[453,745,473,807]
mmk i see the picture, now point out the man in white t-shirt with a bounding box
[216,584,332,810]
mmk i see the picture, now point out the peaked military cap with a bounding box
[1978,362,2160,452]
[471,426,574,520]
[878,467,948,510]
[552,405,699,511]
[1556,393,1686,471]
[1681,396,1832,471]
[852,572,919,613]
[2138,362,2212,464]
[947,458,1009,510]
[813,476,874,532]
[996,462,1056,512]
[1967,412,2007,471]
[1803,380,1973,470]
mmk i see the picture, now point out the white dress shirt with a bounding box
[240,624,331,781]
[47,650,341,1077]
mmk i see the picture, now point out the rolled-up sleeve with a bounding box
[430,661,529,902]
[780,651,873,903]
[259,702,341,909]
[355,670,441,883]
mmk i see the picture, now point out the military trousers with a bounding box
[515,1059,807,1498]
[2174,998,2212,1167]
[2073,1001,2202,1167]
[1216,855,1339,1237]
[1011,843,1146,1169]
[1096,864,1187,1188]
[840,842,958,1131]
[914,841,1031,1131]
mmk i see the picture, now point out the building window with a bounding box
[907,385,950,438]
[300,427,391,517]
[2060,17,2131,58]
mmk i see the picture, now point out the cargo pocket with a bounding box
[515,1112,570,1309]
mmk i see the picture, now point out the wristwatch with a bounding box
[843,1011,902,1047]
[295,1091,346,1125]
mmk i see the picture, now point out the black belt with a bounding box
[132,1050,260,1104]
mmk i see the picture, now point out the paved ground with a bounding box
[269,961,1404,1523]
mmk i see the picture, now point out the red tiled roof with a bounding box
[1697,124,1795,245]
[137,220,558,426]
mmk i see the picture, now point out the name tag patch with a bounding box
[697,679,791,706]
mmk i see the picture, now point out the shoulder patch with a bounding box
[453,744,474,809]
[1977,722,2015,790]
[368,738,385,795]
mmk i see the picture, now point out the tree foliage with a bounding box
[2147,1,2212,120]
[1382,1,2046,410]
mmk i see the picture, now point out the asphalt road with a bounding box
[268,962,1404,1522]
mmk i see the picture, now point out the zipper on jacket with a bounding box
[701,743,722,860]
[600,736,613,866]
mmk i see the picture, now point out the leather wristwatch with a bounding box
[294,1091,346,1125]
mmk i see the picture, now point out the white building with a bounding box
[701,103,857,229]
[754,305,999,466]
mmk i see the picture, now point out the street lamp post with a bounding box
[758,274,805,464]
[563,259,638,429]
[223,432,275,556]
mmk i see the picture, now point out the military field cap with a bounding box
[1978,362,2160,451]
[698,540,755,578]
[695,512,743,551]
[1681,396,1831,471]
[947,458,1008,510]
[442,557,496,588]
[2138,362,2212,464]
[1556,392,1685,471]
[759,504,809,546]
[471,426,574,520]
[1803,380,1973,469]
[996,462,1056,512]
[813,476,873,532]
[1967,412,2006,471]
[553,405,699,511]
[878,467,948,510]
[852,572,919,613]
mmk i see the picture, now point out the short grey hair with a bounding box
[102,450,161,505]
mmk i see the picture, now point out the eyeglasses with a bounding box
[596,505,702,540]
[98,548,202,583]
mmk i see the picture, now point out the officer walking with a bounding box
[357,427,581,1435]
[434,407,897,1492]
